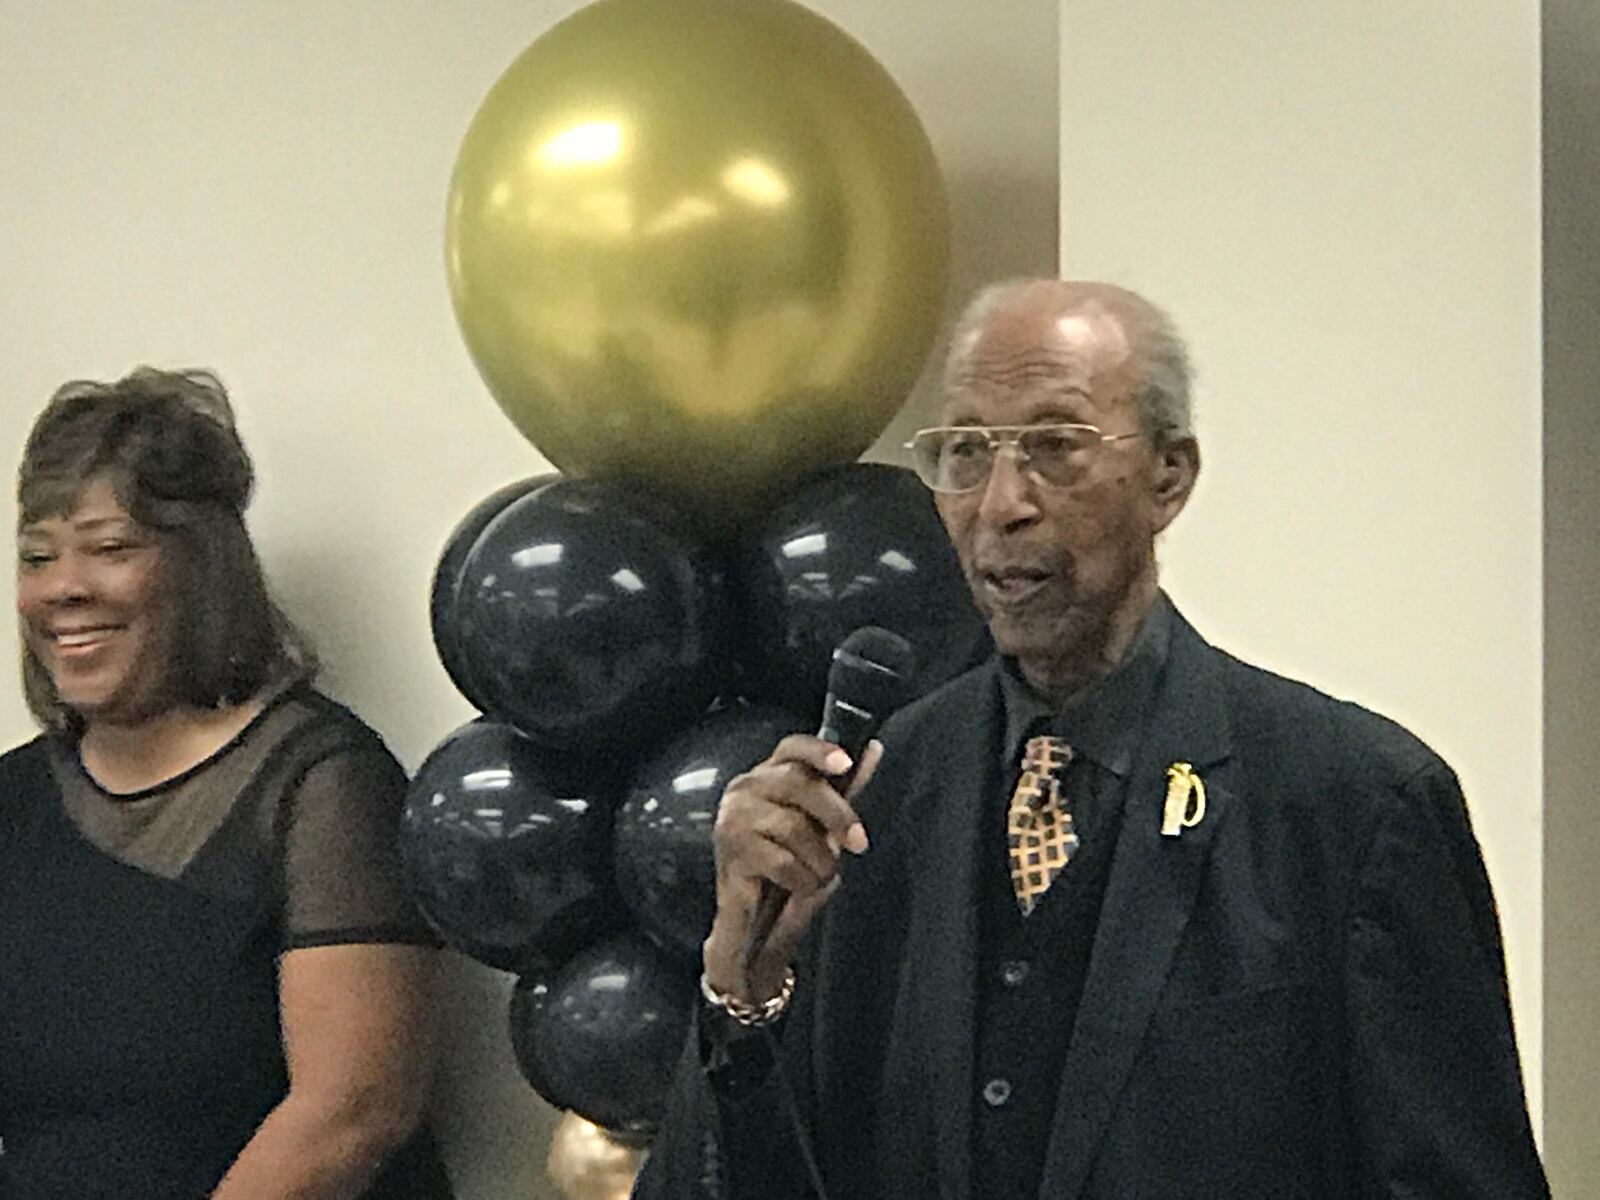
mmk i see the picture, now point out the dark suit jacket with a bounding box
[636,607,1548,1198]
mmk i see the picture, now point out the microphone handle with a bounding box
[737,715,868,974]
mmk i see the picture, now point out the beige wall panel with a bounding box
[1059,0,1544,1123]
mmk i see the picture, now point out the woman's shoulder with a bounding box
[252,684,402,775]
[0,735,53,778]
[0,737,60,839]
[272,684,384,739]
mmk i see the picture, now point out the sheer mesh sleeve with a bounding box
[278,741,436,951]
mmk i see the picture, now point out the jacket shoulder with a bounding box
[1213,647,1453,792]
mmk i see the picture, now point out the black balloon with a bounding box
[614,705,808,959]
[401,720,623,974]
[453,478,725,752]
[429,475,553,709]
[735,462,991,714]
[509,931,696,1134]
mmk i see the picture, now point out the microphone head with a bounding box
[821,627,916,750]
[833,626,915,683]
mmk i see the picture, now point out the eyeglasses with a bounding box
[904,423,1142,494]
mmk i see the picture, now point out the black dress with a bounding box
[0,684,454,1199]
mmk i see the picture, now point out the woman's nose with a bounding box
[31,558,92,605]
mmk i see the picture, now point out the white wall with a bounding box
[1059,0,1544,1124]
[0,3,1058,1196]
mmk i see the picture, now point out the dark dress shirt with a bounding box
[973,599,1172,1197]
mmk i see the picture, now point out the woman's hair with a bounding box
[17,366,316,730]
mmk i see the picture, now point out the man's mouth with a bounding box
[976,565,1052,607]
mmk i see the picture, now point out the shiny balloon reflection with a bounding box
[401,721,623,974]
[453,478,723,753]
[735,463,991,714]
[447,0,951,516]
[509,931,695,1133]
[614,705,808,958]
[430,475,554,709]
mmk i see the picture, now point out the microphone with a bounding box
[738,626,916,973]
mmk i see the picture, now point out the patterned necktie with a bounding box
[1007,735,1079,914]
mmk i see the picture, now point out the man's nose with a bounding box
[975,444,1040,528]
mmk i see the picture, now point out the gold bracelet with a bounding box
[699,967,796,1027]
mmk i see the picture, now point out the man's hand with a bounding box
[702,734,883,1003]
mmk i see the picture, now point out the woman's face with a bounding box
[16,479,179,727]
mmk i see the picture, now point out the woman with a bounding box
[0,368,453,1198]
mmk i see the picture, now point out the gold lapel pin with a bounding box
[1161,762,1206,837]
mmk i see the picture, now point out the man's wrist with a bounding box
[702,923,790,1005]
[700,966,796,1027]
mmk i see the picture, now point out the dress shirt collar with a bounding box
[998,591,1174,777]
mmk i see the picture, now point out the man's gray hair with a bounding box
[944,279,1195,442]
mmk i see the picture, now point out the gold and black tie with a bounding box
[1006,736,1079,914]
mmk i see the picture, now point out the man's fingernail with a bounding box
[845,823,869,854]
[825,749,853,775]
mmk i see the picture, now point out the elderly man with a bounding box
[634,280,1547,1198]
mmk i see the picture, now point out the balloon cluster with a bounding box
[409,0,973,1149]
[406,465,988,1134]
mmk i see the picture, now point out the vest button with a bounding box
[1000,959,1030,987]
[982,1077,1012,1108]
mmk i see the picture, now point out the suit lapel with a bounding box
[917,663,1003,1200]
[1038,615,1235,1199]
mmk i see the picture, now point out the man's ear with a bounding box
[1150,436,1199,533]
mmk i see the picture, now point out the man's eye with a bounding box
[91,542,132,556]
[18,551,52,568]
[943,436,988,461]
[1024,431,1076,458]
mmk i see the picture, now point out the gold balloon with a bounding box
[446,0,950,520]
[546,1113,647,1200]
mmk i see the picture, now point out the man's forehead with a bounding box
[1052,308,1131,362]
[943,301,1137,417]
[954,297,1132,370]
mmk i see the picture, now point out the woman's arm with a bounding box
[211,943,438,1200]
